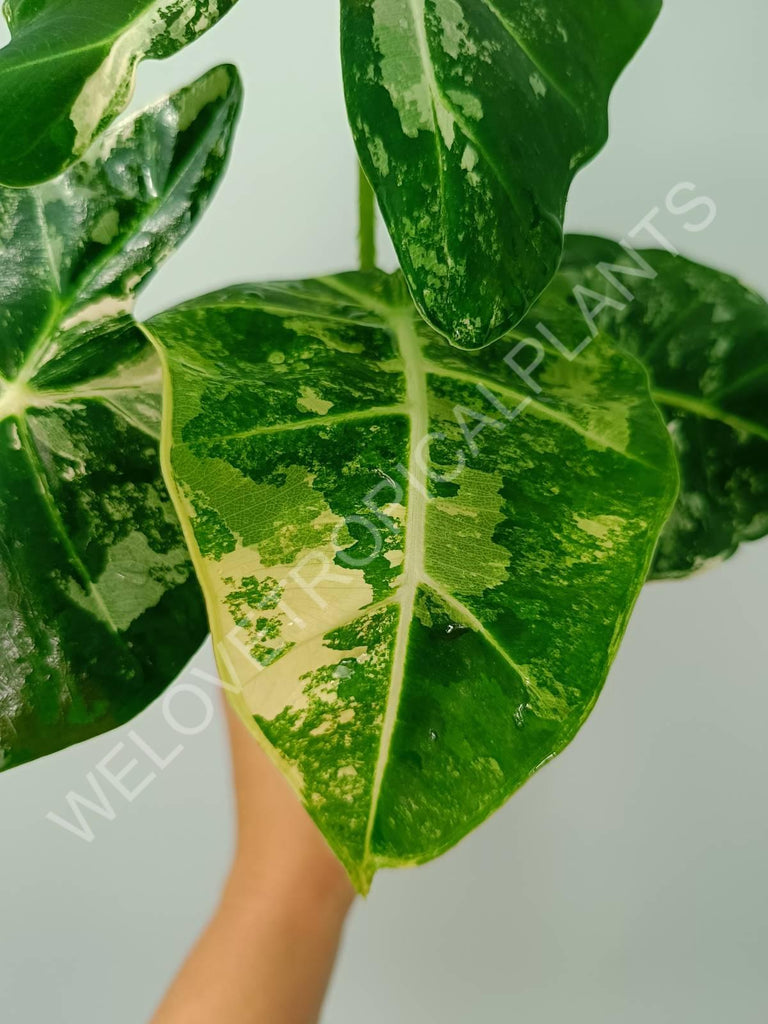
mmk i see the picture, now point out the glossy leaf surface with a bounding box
[342,0,661,349]
[148,270,677,891]
[0,0,239,186]
[0,65,241,769]
[560,235,768,578]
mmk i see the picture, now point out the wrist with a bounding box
[224,845,356,928]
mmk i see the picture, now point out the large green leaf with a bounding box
[0,65,241,770]
[341,0,661,350]
[0,0,239,186]
[146,270,677,891]
[559,235,768,579]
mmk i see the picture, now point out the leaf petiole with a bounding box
[358,163,377,273]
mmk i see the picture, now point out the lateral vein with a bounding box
[203,406,408,444]
[423,362,657,468]
[422,572,534,690]
[651,388,768,441]
[478,0,583,117]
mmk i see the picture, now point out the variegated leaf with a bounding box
[146,270,678,891]
[560,235,768,579]
[341,0,662,349]
[0,0,239,186]
[0,65,241,769]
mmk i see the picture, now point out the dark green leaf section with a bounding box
[560,235,768,578]
[0,0,239,186]
[0,66,241,769]
[342,0,661,349]
[148,270,677,891]
[0,319,206,768]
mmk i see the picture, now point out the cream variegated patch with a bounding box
[59,295,135,331]
[205,521,376,724]
[66,531,190,631]
[373,0,433,140]
[69,0,228,152]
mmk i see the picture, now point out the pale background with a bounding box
[1,1,767,1021]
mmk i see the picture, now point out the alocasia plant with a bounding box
[0,0,239,187]
[0,64,240,769]
[0,1,766,893]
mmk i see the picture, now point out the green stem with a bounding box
[358,164,376,273]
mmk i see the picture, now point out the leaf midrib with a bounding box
[403,0,529,227]
[652,387,768,442]
[318,277,542,874]
[1,0,175,75]
[362,307,429,862]
[403,0,451,272]
[14,415,121,635]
